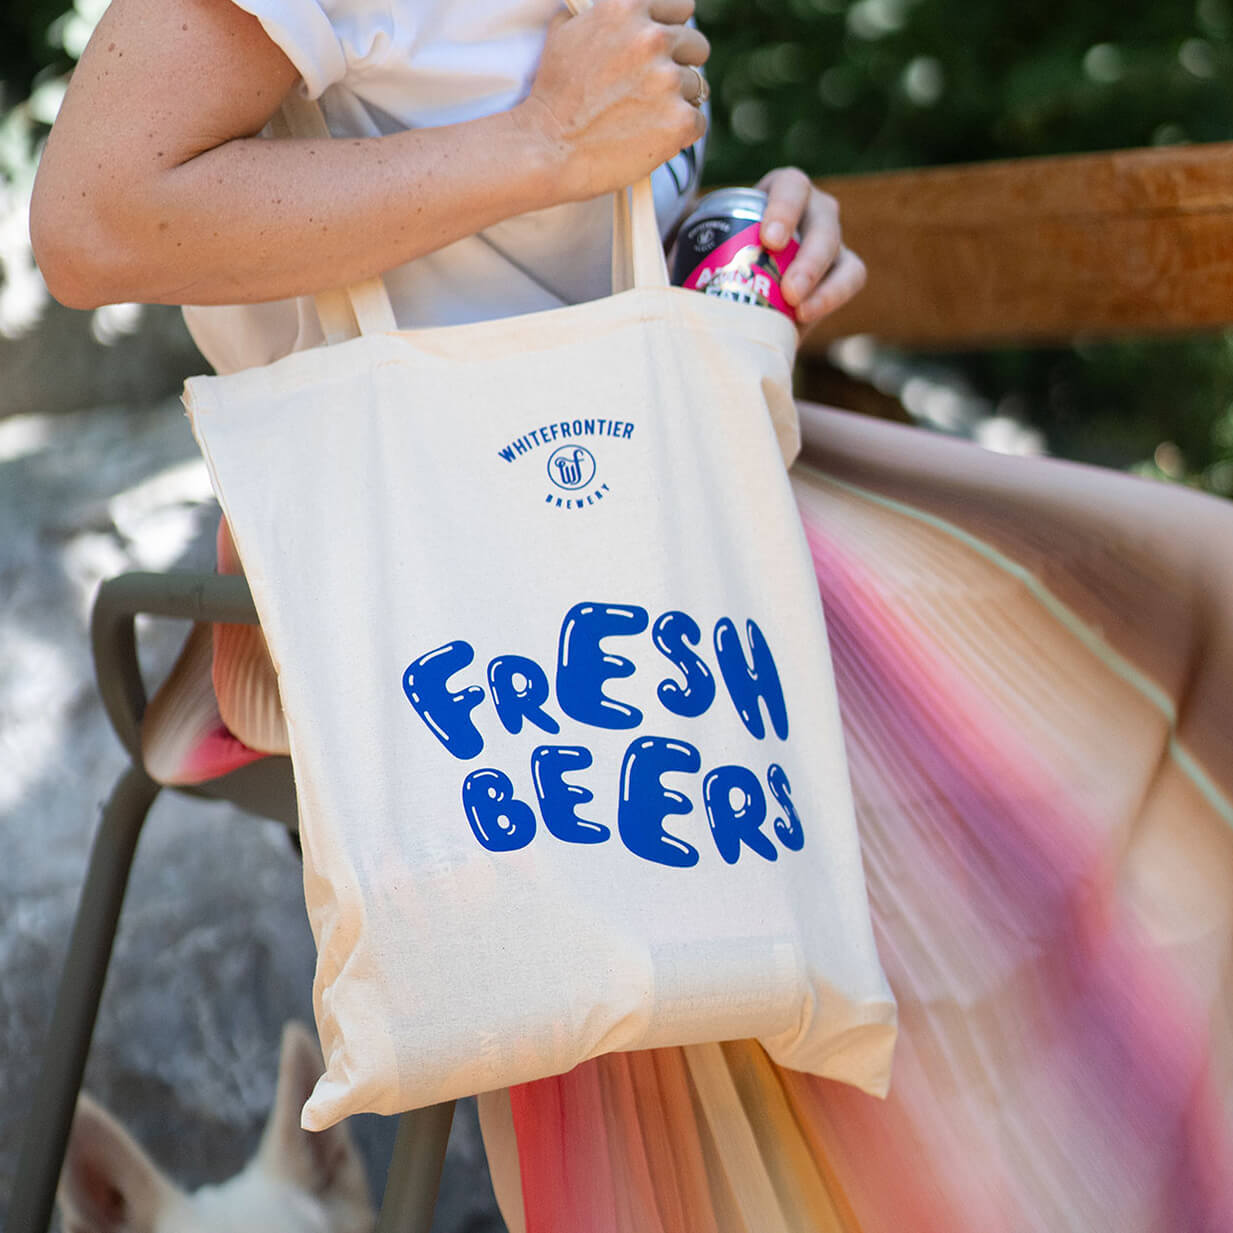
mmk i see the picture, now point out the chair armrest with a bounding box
[90,572,258,762]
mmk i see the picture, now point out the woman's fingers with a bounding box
[755,167,855,318]
[671,25,710,66]
[642,0,709,67]
[754,166,866,324]
[756,167,814,254]
[795,246,867,326]
[781,192,841,305]
[678,64,708,106]
[649,0,697,25]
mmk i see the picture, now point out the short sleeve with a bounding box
[229,0,388,98]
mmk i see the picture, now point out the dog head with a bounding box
[58,1022,373,1233]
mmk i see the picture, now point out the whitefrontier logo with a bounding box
[548,445,596,490]
[498,417,634,511]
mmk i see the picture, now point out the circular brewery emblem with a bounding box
[547,444,597,491]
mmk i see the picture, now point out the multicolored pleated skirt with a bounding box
[145,403,1233,1232]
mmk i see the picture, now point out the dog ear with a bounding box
[57,1093,180,1233]
[257,1021,371,1212]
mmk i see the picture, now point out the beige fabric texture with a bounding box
[184,185,895,1130]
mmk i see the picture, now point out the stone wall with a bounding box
[0,301,207,420]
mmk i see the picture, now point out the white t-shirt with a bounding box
[184,0,704,373]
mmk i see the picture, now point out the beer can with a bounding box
[670,187,801,321]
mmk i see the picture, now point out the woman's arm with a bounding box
[31,0,708,309]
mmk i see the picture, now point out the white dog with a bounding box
[57,1022,374,1233]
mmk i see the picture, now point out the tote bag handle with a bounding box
[566,0,669,295]
[275,0,669,342]
[611,180,668,295]
[268,94,399,342]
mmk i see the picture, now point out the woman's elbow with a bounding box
[32,255,111,313]
[29,174,145,310]
[30,205,118,311]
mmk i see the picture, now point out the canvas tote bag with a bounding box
[185,96,895,1133]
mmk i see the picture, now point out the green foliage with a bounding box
[696,0,1233,493]
[698,0,1233,177]
[944,336,1233,494]
[0,3,73,110]
[3,0,1233,492]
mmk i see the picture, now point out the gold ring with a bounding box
[685,66,710,108]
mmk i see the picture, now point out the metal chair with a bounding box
[6,570,455,1233]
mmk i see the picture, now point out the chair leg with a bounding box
[6,763,162,1233]
[374,1101,456,1233]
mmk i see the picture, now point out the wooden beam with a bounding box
[802,143,1233,350]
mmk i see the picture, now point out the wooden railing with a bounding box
[801,143,1233,350]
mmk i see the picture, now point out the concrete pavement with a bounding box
[0,399,505,1231]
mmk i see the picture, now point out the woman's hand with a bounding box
[519,0,710,202]
[755,167,866,328]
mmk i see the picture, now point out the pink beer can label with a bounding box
[672,185,802,324]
